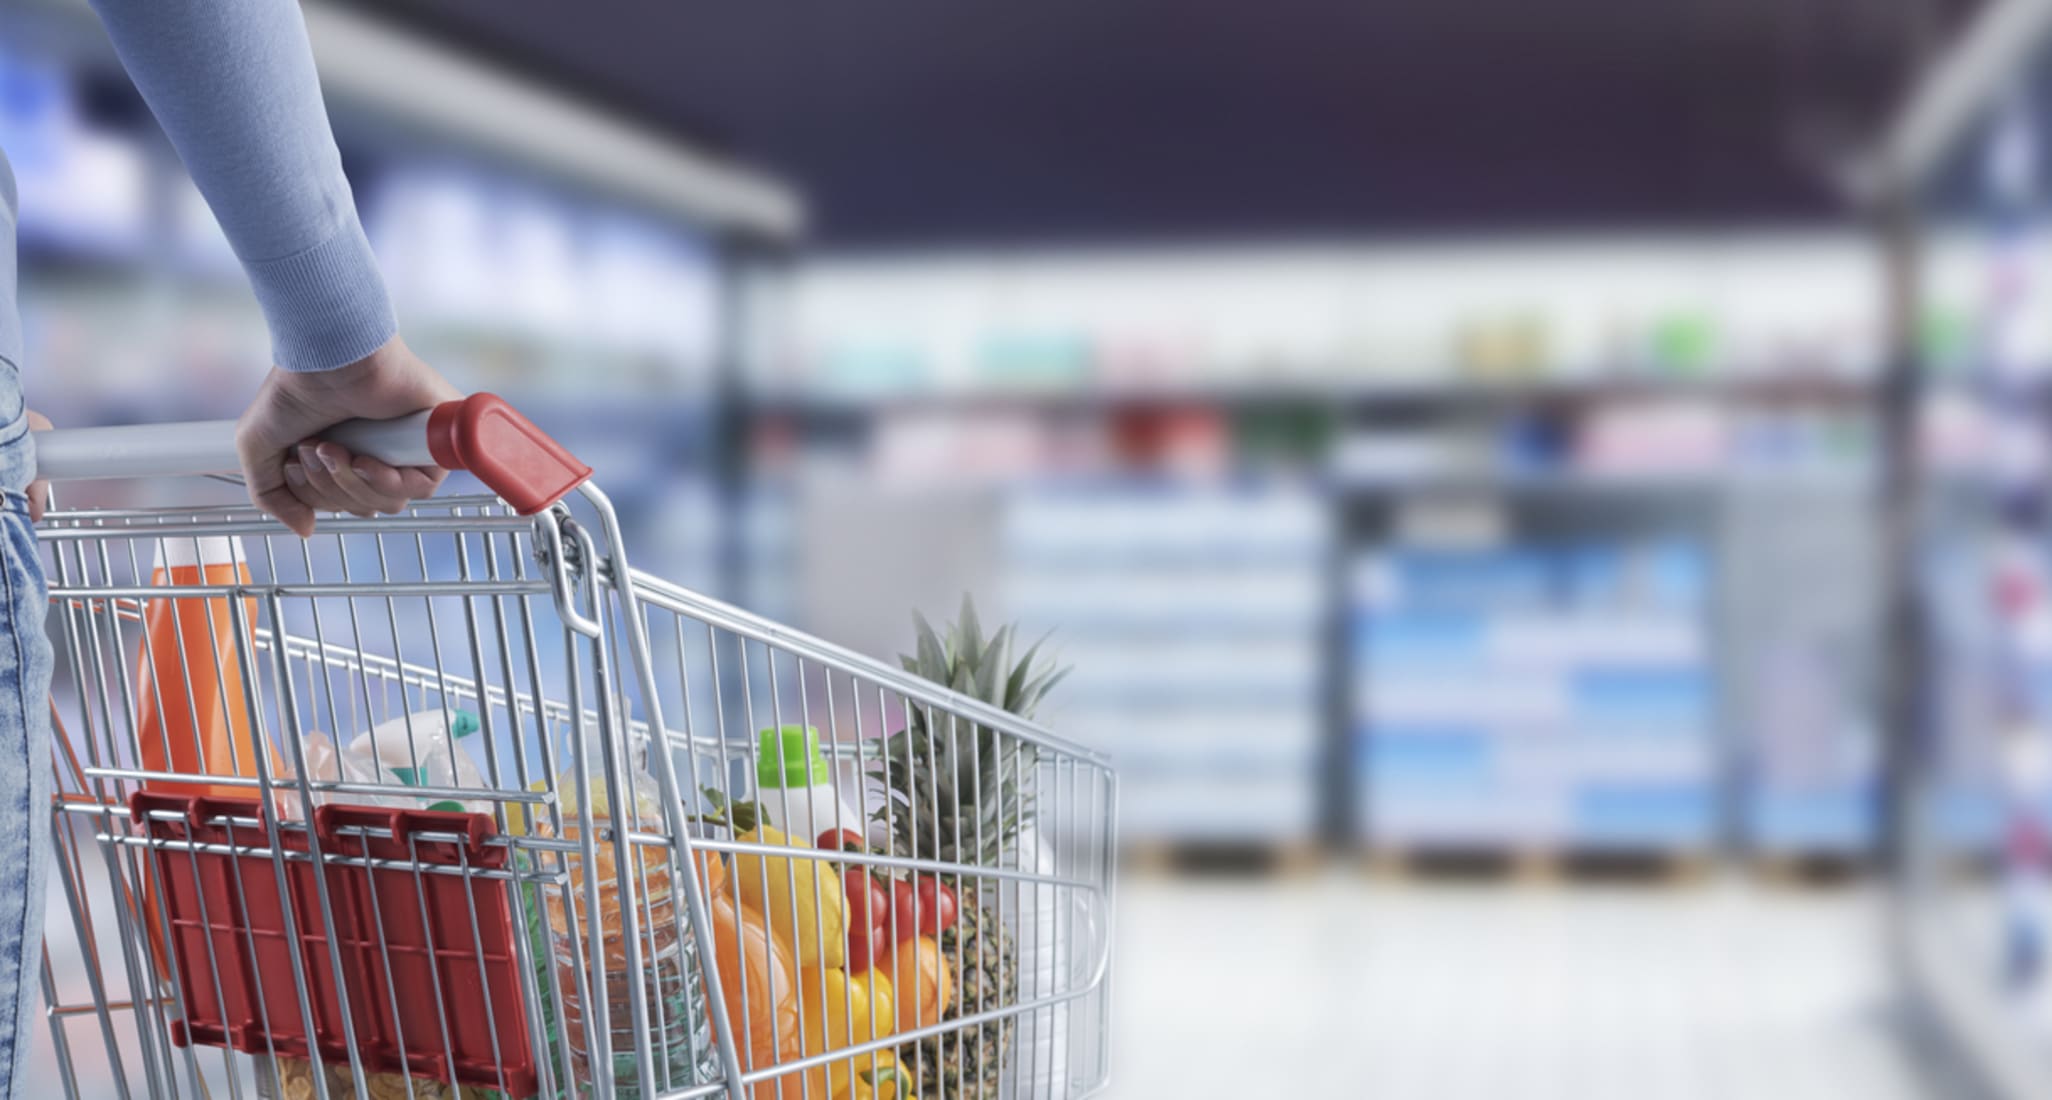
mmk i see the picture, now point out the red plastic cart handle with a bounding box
[425,394,593,515]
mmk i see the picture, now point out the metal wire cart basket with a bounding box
[33,396,1118,1100]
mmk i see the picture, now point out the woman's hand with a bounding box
[235,335,461,537]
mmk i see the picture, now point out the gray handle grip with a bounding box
[32,412,437,482]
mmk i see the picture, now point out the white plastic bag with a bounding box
[267,732,386,820]
[342,708,491,813]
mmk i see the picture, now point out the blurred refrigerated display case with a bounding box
[1886,21,2052,1098]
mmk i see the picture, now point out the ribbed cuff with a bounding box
[244,217,397,373]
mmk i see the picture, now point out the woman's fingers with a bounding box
[344,452,444,515]
[293,443,373,517]
[316,442,408,515]
[285,439,446,524]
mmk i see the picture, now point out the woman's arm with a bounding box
[88,0,395,375]
[90,0,457,534]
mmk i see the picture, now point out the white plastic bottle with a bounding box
[344,708,489,811]
[753,725,864,844]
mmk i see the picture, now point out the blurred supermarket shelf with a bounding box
[741,372,1884,414]
[738,370,1935,861]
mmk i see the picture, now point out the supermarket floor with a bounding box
[1102,871,1950,1100]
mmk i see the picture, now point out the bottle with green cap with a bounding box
[343,707,491,813]
[753,725,864,845]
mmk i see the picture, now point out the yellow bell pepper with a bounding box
[835,1049,913,1100]
[798,966,896,1099]
[735,824,850,969]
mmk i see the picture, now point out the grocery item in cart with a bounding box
[878,599,1064,1099]
[132,535,267,979]
[754,724,865,846]
[709,890,818,1098]
[557,942,709,1099]
[343,707,490,812]
[796,964,897,1100]
[134,535,264,797]
[542,736,716,1096]
[876,934,953,1032]
[265,731,353,820]
[261,1055,495,1100]
[839,1050,913,1100]
[541,743,677,966]
[733,821,849,970]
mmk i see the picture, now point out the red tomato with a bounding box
[889,878,921,943]
[846,926,880,973]
[816,828,866,853]
[844,868,888,927]
[917,878,959,935]
[844,868,892,972]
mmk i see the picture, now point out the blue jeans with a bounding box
[0,141,52,1100]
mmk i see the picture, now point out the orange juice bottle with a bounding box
[133,536,260,798]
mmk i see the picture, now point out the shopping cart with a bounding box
[31,396,1117,1100]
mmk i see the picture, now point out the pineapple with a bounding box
[873,596,1068,1099]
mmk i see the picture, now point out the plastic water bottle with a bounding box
[543,735,716,1097]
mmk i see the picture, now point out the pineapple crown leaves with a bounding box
[899,596,1070,719]
[872,594,1071,870]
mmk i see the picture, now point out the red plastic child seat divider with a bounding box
[130,792,540,1097]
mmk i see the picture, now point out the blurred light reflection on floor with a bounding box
[1105,873,1931,1100]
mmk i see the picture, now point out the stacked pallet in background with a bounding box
[1355,537,1715,860]
[1003,482,1330,849]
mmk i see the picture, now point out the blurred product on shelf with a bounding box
[1356,536,1715,851]
[1004,485,1327,845]
[1931,537,2052,853]
[1574,399,1729,475]
[1331,400,1876,491]
[0,43,149,255]
[369,166,718,378]
[776,238,1925,401]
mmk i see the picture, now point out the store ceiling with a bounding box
[346,0,1978,247]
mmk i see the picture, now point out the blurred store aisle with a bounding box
[1105,874,1931,1100]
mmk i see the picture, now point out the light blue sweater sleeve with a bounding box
[89,0,396,373]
